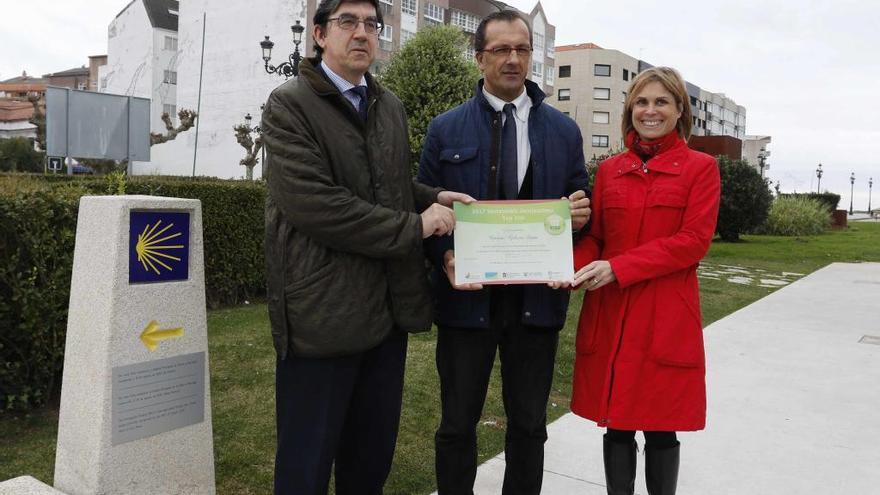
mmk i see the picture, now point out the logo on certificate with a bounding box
[544,213,565,235]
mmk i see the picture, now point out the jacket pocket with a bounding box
[284,254,391,357]
[645,185,688,235]
[440,147,478,164]
[439,147,480,193]
[648,275,705,367]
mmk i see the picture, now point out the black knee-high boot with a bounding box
[603,434,636,495]
[645,441,680,495]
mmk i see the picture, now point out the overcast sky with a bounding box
[2,0,878,208]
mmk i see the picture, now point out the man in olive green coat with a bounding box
[261,0,471,493]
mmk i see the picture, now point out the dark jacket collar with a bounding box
[300,57,384,99]
[474,78,546,113]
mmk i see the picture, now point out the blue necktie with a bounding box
[500,103,519,200]
[349,86,368,121]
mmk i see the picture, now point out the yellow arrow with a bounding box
[139,320,184,351]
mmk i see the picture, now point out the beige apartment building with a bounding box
[549,43,748,162]
[550,43,638,160]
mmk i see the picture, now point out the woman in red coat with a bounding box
[570,67,720,495]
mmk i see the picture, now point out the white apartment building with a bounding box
[102,0,553,178]
[99,0,181,134]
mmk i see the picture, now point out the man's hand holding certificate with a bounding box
[452,200,574,286]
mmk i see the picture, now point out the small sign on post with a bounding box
[47,156,63,172]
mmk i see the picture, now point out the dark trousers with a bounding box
[435,289,559,495]
[606,428,678,449]
[274,331,408,495]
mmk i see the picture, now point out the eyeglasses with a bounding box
[480,46,533,57]
[327,14,383,34]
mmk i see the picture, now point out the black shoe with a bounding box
[645,441,680,495]
[603,434,637,495]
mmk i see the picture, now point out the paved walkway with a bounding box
[463,262,880,494]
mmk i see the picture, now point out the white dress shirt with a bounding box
[482,86,532,190]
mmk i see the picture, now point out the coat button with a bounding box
[524,311,531,317]
[491,166,496,171]
[479,317,485,322]
[673,162,679,166]
[374,183,381,189]
[453,154,460,160]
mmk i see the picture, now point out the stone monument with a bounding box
[53,196,215,494]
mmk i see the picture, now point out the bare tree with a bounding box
[233,124,262,180]
[150,109,197,145]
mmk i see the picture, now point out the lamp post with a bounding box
[869,177,873,213]
[849,172,855,215]
[815,163,823,193]
[243,108,266,178]
[757,149,770,178]
[260,20,305,79]
[775,180,781,196]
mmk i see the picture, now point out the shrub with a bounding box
[0,138,44,173]
[779,192,840,213]
[756,196,831,236]
[716,156,773,241]
[1,182,85,411]
[0,174,266,411]
[381,25,481,172]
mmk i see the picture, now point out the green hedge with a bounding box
[779,192,840,213]
[755,196,831,236]
[0,174,266,411]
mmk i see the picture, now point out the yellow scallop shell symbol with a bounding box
[135,220,184,275]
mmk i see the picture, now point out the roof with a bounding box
[0,99,36,122]
[556,43,603,52]
[144,0,179,31]
[43,66,89,78]
[0,72,47,85]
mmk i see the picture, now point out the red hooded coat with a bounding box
[571,137,720,432]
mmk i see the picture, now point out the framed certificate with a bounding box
[453,200,574,285]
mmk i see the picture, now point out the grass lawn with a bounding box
[2,222,878,494]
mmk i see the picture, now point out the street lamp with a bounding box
[757,148,770,178]
[849,172,855,215]
[260,20,305,79]
[816,163,823,193]
[243,107,266,177]
[869,177,873,213]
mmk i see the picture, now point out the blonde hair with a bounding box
[622,66,693,140]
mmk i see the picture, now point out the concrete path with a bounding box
[461,262,880,494]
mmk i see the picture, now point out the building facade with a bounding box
[107,0,553,177]
[43,66,91,91]
[549,43,751,162]
[99,0,180,134]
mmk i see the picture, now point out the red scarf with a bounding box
[625,129,681,161]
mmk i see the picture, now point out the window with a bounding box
[593,111,610,124]
[379,25,393,51]
[463,45,476,61]
[425,3,444,23]
[380,24,393,41]
[563,111,570,116]
[592,135,609,147]
[379,0,393,17]
[594,64,611,76]
[546,38,555,59]
[100,77,107,90]
[545,66,555,85]
[164,35,178,51]
[558,65,571,78]
[163,70,177,85]
[163,104,177,120]
[531,61,544,80]
[557,89,570,101]
[402,0,417,16]
[401,28,416,45]
[533,32,544,57]
[593,87,610,100]
[451,10,478,33]
[622,91,627,103]
[623,68,629,81]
